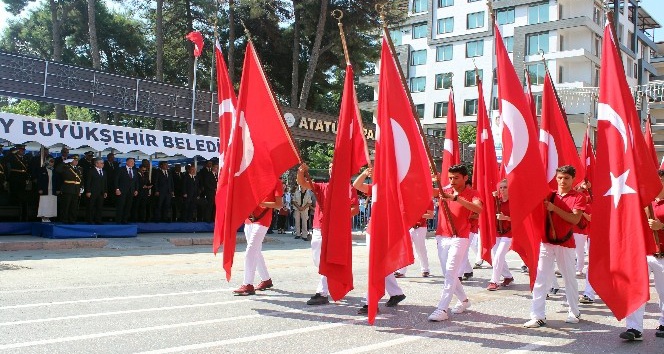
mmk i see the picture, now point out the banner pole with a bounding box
[190,56,198,135]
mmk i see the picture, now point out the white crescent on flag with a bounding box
[597,103,628,153]
[502,100,529,174]
[235,111,255,177]
[443,138,453,154]
[391,118,411,183]
[539,129,559,181]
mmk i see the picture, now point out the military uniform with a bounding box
[58,157,83,224]
[6,146,31,221]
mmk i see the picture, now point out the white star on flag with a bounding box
[604,169,636,208]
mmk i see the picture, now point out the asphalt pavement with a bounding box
[0,233,662,353]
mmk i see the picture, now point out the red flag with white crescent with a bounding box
[186,31,204,57]
[367,32,433,324]
[495,22,549,288]
[441,88,459,178]
[589,22,661,320]
[580,126,596,183]
[214,42,300,281]
[539,71,585,188]
[644,115,659,168]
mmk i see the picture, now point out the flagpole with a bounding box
[240,20,303,164]
[191,56,198,135]
[332,9,372,169]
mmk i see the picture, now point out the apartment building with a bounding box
[361,0,661,153]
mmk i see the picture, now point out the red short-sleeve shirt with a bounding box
[414,200,434,228]
[497,199,512,238]
[544,190,586,248]
[311,182,358,229]
[648,199,664,255]
[245,181,284,227]
[436,187,482,238]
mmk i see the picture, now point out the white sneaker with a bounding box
[565,313,581,324]
[41,218,50,223]
[575,271,585,278]
[451,300,471,314]
[523,318,546,328]
[428,308,449,322]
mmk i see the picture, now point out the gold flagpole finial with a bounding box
[375,3,387,27]
[487,0,494,19]
[332,9,351,66]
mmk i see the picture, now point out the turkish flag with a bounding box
[524,69,539,127]
[580,126,596,183]
[539,71,585,188]
[319,64,369,301]
[645,115,659,168]
[494,23,549,288]
[660,156,664,170]
[186,31,204,57]
[366,32,433,324]
[213,42,300,281]
[215,40,237,154]
[441,88,459,177]
[589,22,662,320]
[473,77,499,265]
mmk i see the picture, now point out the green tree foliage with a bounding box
[458,124,477,144]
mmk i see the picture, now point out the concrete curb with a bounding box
[0,239,108,251]
[167,235,281,247]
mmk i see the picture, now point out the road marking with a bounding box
[136,318,362,354]
[0,299,251,326]
[0,308,354,351]
[0,282,160,294]
[505,341,550,353]
[330,327,464,354]
[0,289,232,310]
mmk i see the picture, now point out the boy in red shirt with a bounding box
[487,179,514,291]
[524,165,586,328]
[429,164,483,322]
[233,179,284,296]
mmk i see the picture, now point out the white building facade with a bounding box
[363,0,661,152]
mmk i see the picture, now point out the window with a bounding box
[496,8,515,25]
[593,34,601,57]
[415,104,425,118]
[435,73,453,89]
[434,102,449,118]
[412,0,427,13]
[593,2,604,26]
[618,23,624,44]
[413,23,428,39]
[439,0,453,7]
[437,17,454,34]
[390,30,403,46]
[504,36,514,52]
[466,40,484,57]
[534,94,543,115]
[492,97,499,110]
[464,99,478,116]
[410,77,426,92]
[465,69,483,87]
[436,45,453,61]
[411,50,427,66]
[527,32,549,55]
[528,3,549,25]
[527,63,546,85]
[467,11,485,29]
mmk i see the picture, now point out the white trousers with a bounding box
[294,209,309,236]
[243,224,270,285]
[583,240,597,299]
[574,233,587,273]
[490,237,513,283]
[310,229,328,296]
[531,243,579,320]
[435,237,469,310]
[397,227,430,274]
[463,232,481,273]
[363,233,403,303]
[625,256,664,332]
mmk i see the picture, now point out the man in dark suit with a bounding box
[56,155,82,224]
[152,161,174,222]
[171,163,184,222]
[134,165,152,222]
[104,153,120,206]
[54,147,70,168]
[85,158,107,224]
[182,164,199,222]
[114,157,138,224]
[201,161,218,222]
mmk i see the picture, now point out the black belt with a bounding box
[653,253,664,259]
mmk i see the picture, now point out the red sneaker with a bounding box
[233,284,255,296]
[486,282,500,291]
[501,277,514,287]
[256,279,273,291]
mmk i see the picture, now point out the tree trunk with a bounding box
[155,0,165,130]
[290,0,300,108]
[298,0,328,109]
[228,0,236,82]
[49,0,67,120]
[87,0,108,124]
